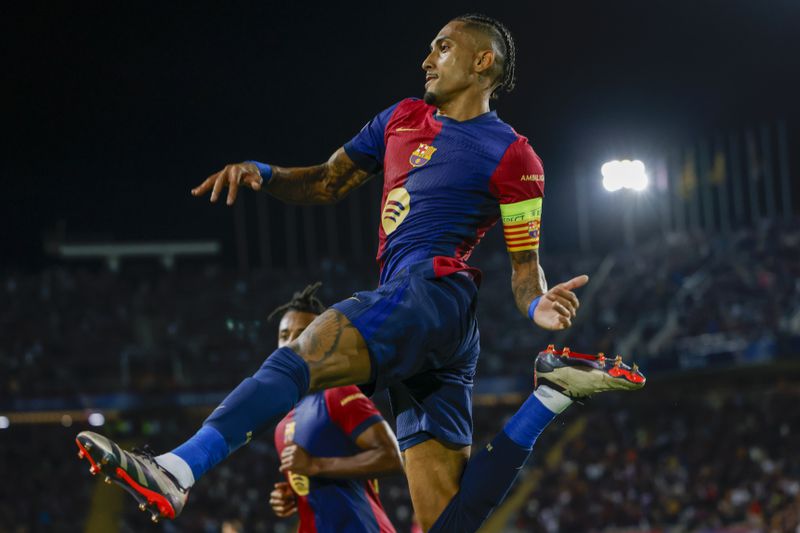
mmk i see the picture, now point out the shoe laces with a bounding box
[132,444,187,493]
[132,444,158,461]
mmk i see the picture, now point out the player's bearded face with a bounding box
[422,22,479,106]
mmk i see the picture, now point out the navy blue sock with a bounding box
[171,347,310,482]
[429,393,558,533]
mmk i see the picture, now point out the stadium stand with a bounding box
[2,221,799,531]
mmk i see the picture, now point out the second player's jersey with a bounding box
[274,386,396,533]
[344,98,545,285]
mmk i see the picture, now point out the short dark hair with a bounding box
[268,282,326,322]
[453,13,516,99]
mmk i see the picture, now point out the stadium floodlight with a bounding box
[0,416,9,429]
[88,412,105,427]
[601,159,648,192]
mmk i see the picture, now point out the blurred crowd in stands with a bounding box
[3,223,799,397]
[2,221,800,531]
[3,372,798,532]
[516,373,800,533]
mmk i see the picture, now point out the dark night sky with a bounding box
[3,1,799,267]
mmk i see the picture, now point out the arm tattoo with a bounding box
[266,147,373,205]
[509,249,546,318]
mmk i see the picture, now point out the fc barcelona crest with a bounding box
[528,219,540,241]
[409,143,437,167]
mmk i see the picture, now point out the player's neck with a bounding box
[436,92,491,122]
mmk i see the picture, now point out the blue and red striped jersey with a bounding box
[274,386,396,533]
[344,98,545,285]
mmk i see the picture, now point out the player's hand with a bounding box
[269,481,298,518]
[191,162,263,205]
[533,274,588,330]
[279,443,320,477]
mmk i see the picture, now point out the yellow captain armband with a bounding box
[500,197,542,252]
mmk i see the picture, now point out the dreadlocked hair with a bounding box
[453,13,516,99]
[267,281,326,322]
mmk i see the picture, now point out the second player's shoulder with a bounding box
[323,385,374,410]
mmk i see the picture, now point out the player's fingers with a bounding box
[243,173,262,191]
[281,445,296,458]
[550,294,576,317]
[269,492,294,507]
[226,174,240,205]
[550,287,579,311]
[210,170,228,203]
[552,301,571,318]
[274,481,291,491]
[272,503,292,517]
[557,314,572,329]
[559,274,589,291]
[276,505,297,518]
[192,173,219,196]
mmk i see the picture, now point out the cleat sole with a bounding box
[535,347,646,399]
[542,365,645,395]
[114,467,176,519]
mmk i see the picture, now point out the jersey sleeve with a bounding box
[324,386,384,441]
[343,101,402,173]
[488,137,545,252]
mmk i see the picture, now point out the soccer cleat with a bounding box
[75,431,188,521]
[534,346,645,399]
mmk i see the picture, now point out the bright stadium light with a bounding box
[88,412,105,427]
[0,416,9,429]
[601,159,648,192]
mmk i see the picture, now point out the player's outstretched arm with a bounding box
[508,249,588,330]
[191,147,372,206]
[279,421,403,479]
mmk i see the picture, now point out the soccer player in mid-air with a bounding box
[75,13,645,532]
[267,283,401,532]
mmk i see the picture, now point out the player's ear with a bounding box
[474,49,495,74]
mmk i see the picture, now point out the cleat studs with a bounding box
[546,344,555,352]
[614,355,622,368]
[78,450,85,459]
[151,515,160,523]
[562,347,570,358]
[101,456,109,465]
[633,363,639,373]
[84,442,92,451]
[139,503,147,512]
[89,465,98,475]
[104,476,112,484]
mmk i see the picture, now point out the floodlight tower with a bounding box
[601,160,649,247]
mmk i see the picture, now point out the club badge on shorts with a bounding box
[409,143,437,167]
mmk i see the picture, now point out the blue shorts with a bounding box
[331,260,480,451]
